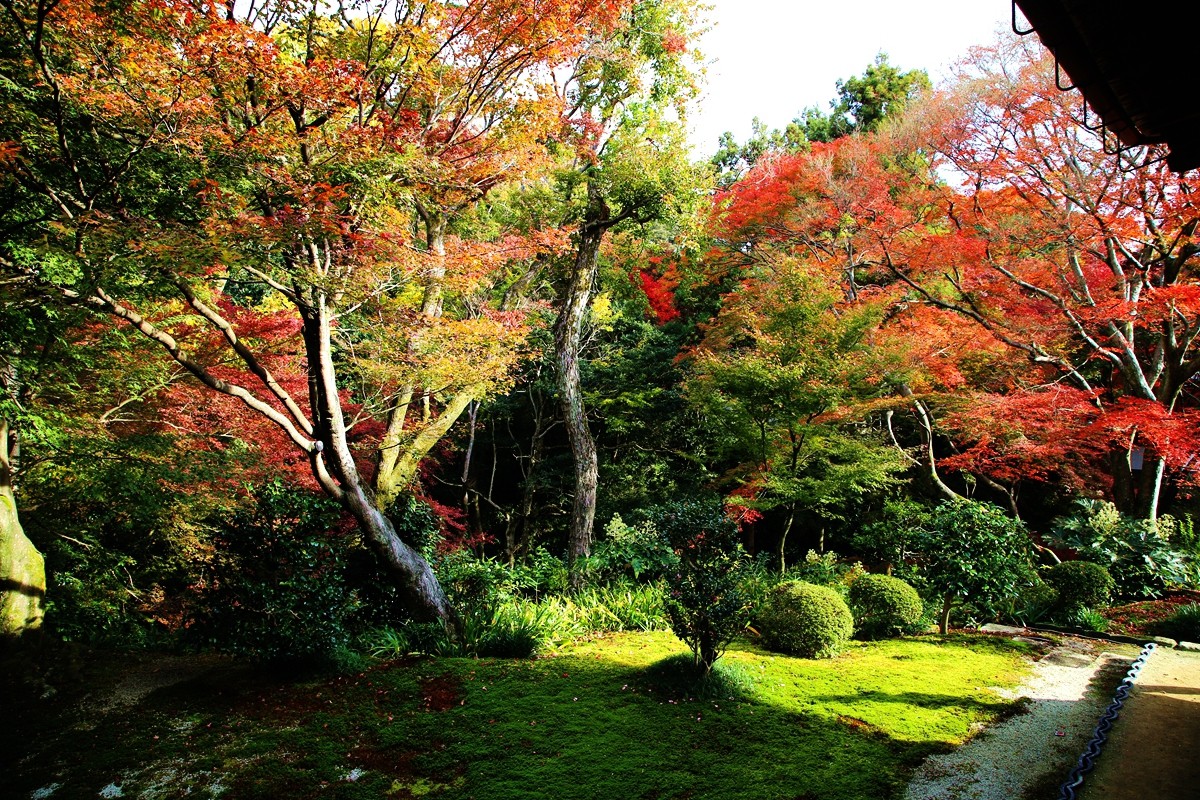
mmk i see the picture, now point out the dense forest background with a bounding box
[3,0,1199,658]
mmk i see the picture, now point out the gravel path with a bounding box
[85,652,231,713]
[905,636,1135,800]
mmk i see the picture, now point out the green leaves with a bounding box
[652,498,750,672]
[909,499,1035,627]
[1049,499,1190,598]
[686,260,905,517]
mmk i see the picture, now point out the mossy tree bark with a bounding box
[1,418,44,638]
[556,186,609,585]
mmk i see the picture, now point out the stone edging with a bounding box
[979,622,1200,651]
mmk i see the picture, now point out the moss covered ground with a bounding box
[3,631,1035,800]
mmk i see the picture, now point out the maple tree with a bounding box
[705,38,1200,523]
[893,39,1200,519]
[0,0,626,630]
[704,121,965,516]
[686,253,907,569]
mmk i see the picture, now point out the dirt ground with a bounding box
[1078,647,1200,800]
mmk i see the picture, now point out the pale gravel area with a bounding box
[84,652,230,713]
[905,638,1135,800]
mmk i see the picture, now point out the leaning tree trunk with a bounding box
[343,483,457,625]
[40,230,463,635]
[302,293,459,632]
[556,203,608,584]
[1,419,44,639]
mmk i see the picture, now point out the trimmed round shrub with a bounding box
[1044,561,1115,612]
[756,581,853,658]
[848,573,924,639]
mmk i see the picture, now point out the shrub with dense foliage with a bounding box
[1151,603,1200,643]
[653,499,750,672]
[591,514,678,582]
[853,500,927,581]
[995,577,1059,628]
[191,482,362,664]
[362,581,670,660]
[912,500,1035,634]
[848,573,924,639]
[1044,561,1115,614]
[190,482,448,664]
[1049,500,1188,598]
[756,581,854,658]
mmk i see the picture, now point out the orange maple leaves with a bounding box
[700,36,1200,501]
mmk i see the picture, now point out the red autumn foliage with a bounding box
[637,261,681,324]
[701,37,1200,514]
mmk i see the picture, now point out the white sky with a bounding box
[688,1,1023,154]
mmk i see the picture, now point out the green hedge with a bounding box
[848,573,923,639]
[757,581,853,659]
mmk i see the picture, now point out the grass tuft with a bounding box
[640,652,758,700]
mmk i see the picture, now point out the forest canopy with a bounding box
[3,1,1199,652]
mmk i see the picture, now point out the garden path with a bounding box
[905,635,1135,800]
[1077,647,1200,800]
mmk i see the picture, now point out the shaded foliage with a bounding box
[653,498,750,671]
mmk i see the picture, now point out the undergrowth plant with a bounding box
[590,515,678,582]
[653,499,750,673]
[1150,603,1200,642]
[1049,500,1188,598]
[362,583,669,659]
[788,550,864,591]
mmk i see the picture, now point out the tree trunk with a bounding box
[373,207,478,511]
[897,384,963,501]
[939,593,954,635]
[1,419,44,639]
[345,487,457,625]
[1136,455,1166,523]
[556,195,608,584]
[1110,448,1135,514]
[1111,447,1166,522]
[778,507,795,574]
[303,294,459,632]
[505,394,549,566]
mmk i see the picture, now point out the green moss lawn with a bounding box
[5,632,1036,800]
